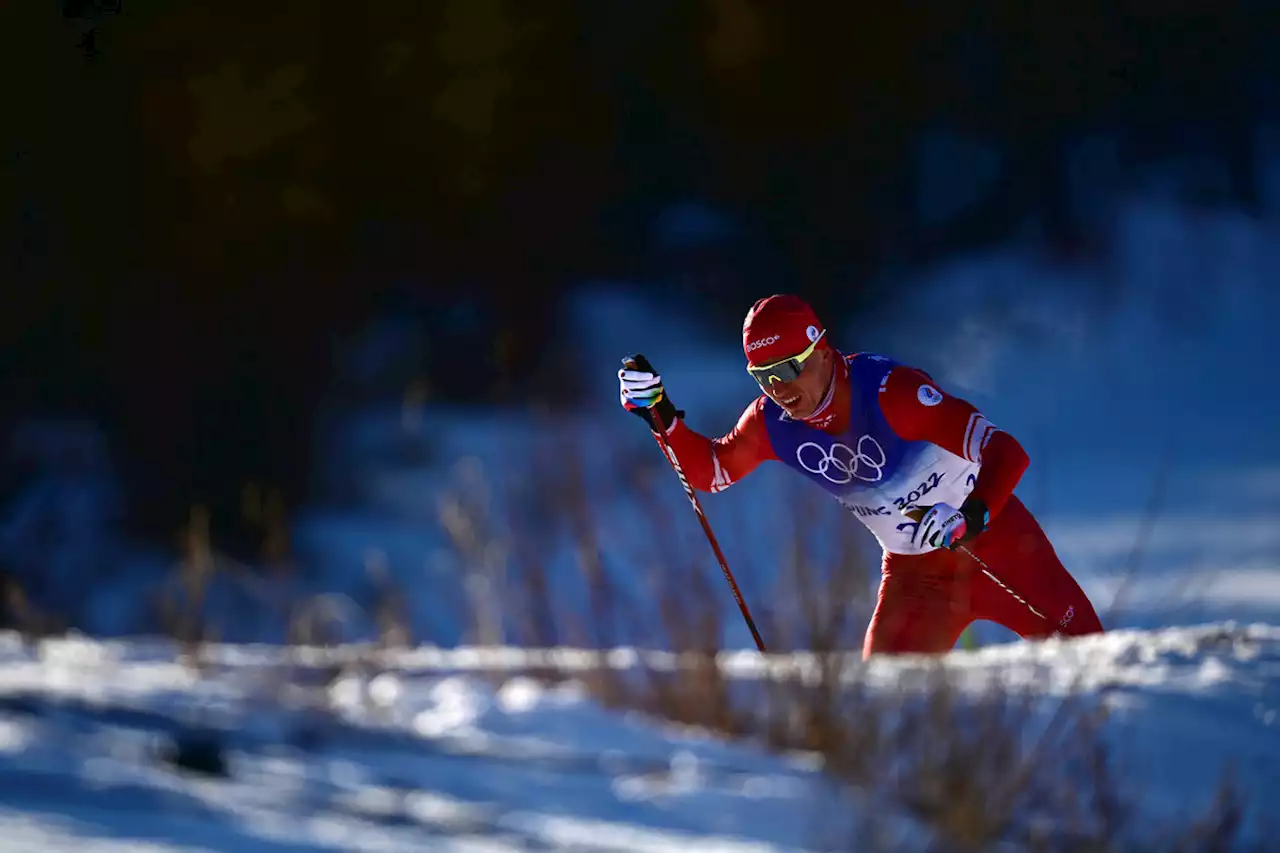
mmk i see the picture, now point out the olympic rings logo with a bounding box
[796,435,886,484]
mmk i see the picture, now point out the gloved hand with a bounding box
[619,353,682,432]
[912,497,989,550]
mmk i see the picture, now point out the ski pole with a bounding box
[623,356,767,653]
[903,506,1060,633]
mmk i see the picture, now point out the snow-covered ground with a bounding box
[0,623,1275,851]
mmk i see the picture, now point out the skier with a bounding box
[618,293,1104,657]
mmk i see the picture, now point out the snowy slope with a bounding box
[2,199,1277,651]
[282,201,1280,652]
[0,623,1276,852]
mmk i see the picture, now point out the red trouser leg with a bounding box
[963,494,1104,639]
[862,494,1103,658]
[862,547,976,658]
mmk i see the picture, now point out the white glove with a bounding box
[618,366,665,410]
[913,502,969,550]
[618,354,680,430]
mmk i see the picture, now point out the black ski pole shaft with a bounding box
[623,357,767,653]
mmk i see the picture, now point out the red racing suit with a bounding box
[654,351,1104,657]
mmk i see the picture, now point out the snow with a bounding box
[0,633,845,852]
[0,623,1275,851]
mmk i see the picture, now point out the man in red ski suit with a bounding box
[619,294,1104,658]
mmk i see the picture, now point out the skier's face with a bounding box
[759,343,835,419]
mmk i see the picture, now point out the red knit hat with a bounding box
[742,294,826,366]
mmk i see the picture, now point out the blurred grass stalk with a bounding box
[431,431,1255,853]
[12,422,1246,851]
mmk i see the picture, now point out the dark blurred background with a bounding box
[1,1,1276,593]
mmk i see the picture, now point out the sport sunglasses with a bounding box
[746,330,825,386]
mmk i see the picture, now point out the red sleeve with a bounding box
[876,365,1029,519]
[655,397,777,492]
